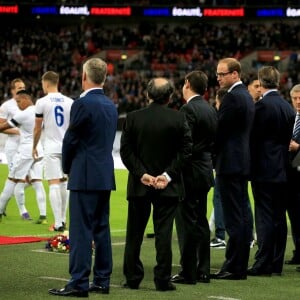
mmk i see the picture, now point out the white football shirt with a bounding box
[35,92,73,154]
[8,105,42,159]
[0,98,20,147]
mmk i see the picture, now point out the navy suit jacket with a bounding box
[180,96,217,192]
[215,83,255,176]
[62,89,118,191]
[250,91,295,182]
[120,102,192,199]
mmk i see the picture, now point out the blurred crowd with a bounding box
[0,20,300,114]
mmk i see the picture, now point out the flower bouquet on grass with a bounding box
[45,234,70,253]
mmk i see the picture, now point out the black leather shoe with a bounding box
[285,258,300,265]
[48,287,88,297]
[247,267,271,276]
[197,273,210,283]
[88,283,109,294]
[170,274,196,284]
[155,281,176,291]
[121,282,139,290]
[211,271,246,280]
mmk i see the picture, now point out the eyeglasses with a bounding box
[216,71,233,77]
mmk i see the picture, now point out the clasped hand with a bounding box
[289,139,300,152]
[141,173,168,189]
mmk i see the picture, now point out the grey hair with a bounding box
[290,84,300,96]
[83,57,107,85]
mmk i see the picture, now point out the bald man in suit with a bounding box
[120,77,192,291]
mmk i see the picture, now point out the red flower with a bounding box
[46,234,70,253]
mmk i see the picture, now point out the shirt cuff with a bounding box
[163,172,171,182]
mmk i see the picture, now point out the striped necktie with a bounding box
[293,113,300,139]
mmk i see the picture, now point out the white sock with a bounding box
[32,181,47,216]
[49,184,63,228]
[60,181,69,224]
[14,182,27,215]
[0,179,16,214]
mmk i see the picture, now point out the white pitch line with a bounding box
[32,242,126,254]
[40,277,119,288]
[8,229,126,238]
[40,276,68,282]
[32,249,68,255]
[208,296,241,300]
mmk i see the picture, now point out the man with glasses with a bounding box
[211,58,255,280]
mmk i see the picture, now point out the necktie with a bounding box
[293,113,300,139]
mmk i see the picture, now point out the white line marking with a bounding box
[5,229,126,239]
[40,276,68,282]
[32,249,68,255]
[208,296,241,300]
[111,242,125,245]
[32,242,126,254]
[40,277,119,288]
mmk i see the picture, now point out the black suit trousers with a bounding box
[217,174,252,275]
[123,194,178,286]
[251,181,287,273]
[286,167,300,259]
[175,188,210,281]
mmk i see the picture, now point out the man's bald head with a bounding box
[147,77,174,105]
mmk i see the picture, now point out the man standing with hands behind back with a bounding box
[212,57,255,280]
[49,58,118,297]
[120,77,192,292]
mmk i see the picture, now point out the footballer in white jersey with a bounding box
[0,98,20,168]
[0,79,25,218]
[0,90,46,222]
[8,105,43,178]
[33,71,73,231]
[0,78,25,169]
[35,92,73,155]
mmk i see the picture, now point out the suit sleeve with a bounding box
[165,115,193,180]
[62,100,86,174]
[120,114,148,178]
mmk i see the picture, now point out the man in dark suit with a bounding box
[120,77,192,291]
[286,84,300,266]
[212,57,255,280]
[171,70,217,285]
[48,57,118,297]
[248,66,295,276]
